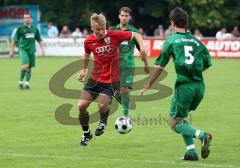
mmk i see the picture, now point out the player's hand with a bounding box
[144,64,150,74]
[77,69,86,82]
[140,83,151,96]
[140,50,149,74]
[9,50,14,58]
[140,50,147,59]
[41,49,46,56]
[140,88,148,96]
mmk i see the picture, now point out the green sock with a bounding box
[115,93,122,104]
[121,92,130,117]
[199,132,205,140]
[182,135,196,155]
[20,69,26,81]
[175,123,197,137]
[25,70,31,82]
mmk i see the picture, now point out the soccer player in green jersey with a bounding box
[110,7,149,117]
[9,14,45,89]
[141,7,212,161]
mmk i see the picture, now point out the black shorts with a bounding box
[83,78,120,97]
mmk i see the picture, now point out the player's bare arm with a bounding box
[9,40,16,57]
[132,32,145,53]
[38,41,46,56]
[132,32,149,73]
[77,53,90,81]
[140,50,150,74]
[140,65,164,96]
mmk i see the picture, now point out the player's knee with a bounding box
[168,118,176,132]
[78,102,88,111]
[22,64,30,70]
[98,103,109,111]
[120,87,129,94]
[167,117,184,132]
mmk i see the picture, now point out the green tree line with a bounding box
[2,0,240,36]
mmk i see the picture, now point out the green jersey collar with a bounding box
[117,24,131,31]
[23,24,32,29]
[176,31,191,35]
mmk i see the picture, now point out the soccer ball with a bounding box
[114,116,132,134]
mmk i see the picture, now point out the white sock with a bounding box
[83,130,90,134]
[195,130,202,139]
[25,81,30,86]
[19,81,23,84]
[186,144,196,150]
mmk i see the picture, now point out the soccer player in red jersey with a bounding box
[77,13,147,146]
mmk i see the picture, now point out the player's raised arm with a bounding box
[77,53,90,81]
[132,32,149,73]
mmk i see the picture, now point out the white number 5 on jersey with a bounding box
[184,46,194,64]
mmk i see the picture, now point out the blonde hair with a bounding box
[90,13,106,26]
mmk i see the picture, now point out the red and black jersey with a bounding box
[84,30,133,83]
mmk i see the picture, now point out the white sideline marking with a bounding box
[0,152,239,168]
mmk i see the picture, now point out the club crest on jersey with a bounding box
[104,37,110,44]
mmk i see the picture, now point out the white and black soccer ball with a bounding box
[114,116,132,134]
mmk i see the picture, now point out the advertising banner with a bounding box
[146,39,240,58]
[35,38,85,56]
[1,37,239,58]
[0,5,40,37]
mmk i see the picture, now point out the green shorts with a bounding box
[120,67,134,88]
[169,82,205,119]
[119,54,134,88]
[19,49,35,67]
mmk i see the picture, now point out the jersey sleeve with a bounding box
[35,28,42,42]
[116,31,133,43]
[201,45,212,69]
[84,39,91,55]
[108,26,115,30]
[155,41,172,67]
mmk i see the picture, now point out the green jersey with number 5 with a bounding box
[155,32,211,85]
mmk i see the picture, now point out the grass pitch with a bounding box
[0,56,240,168]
